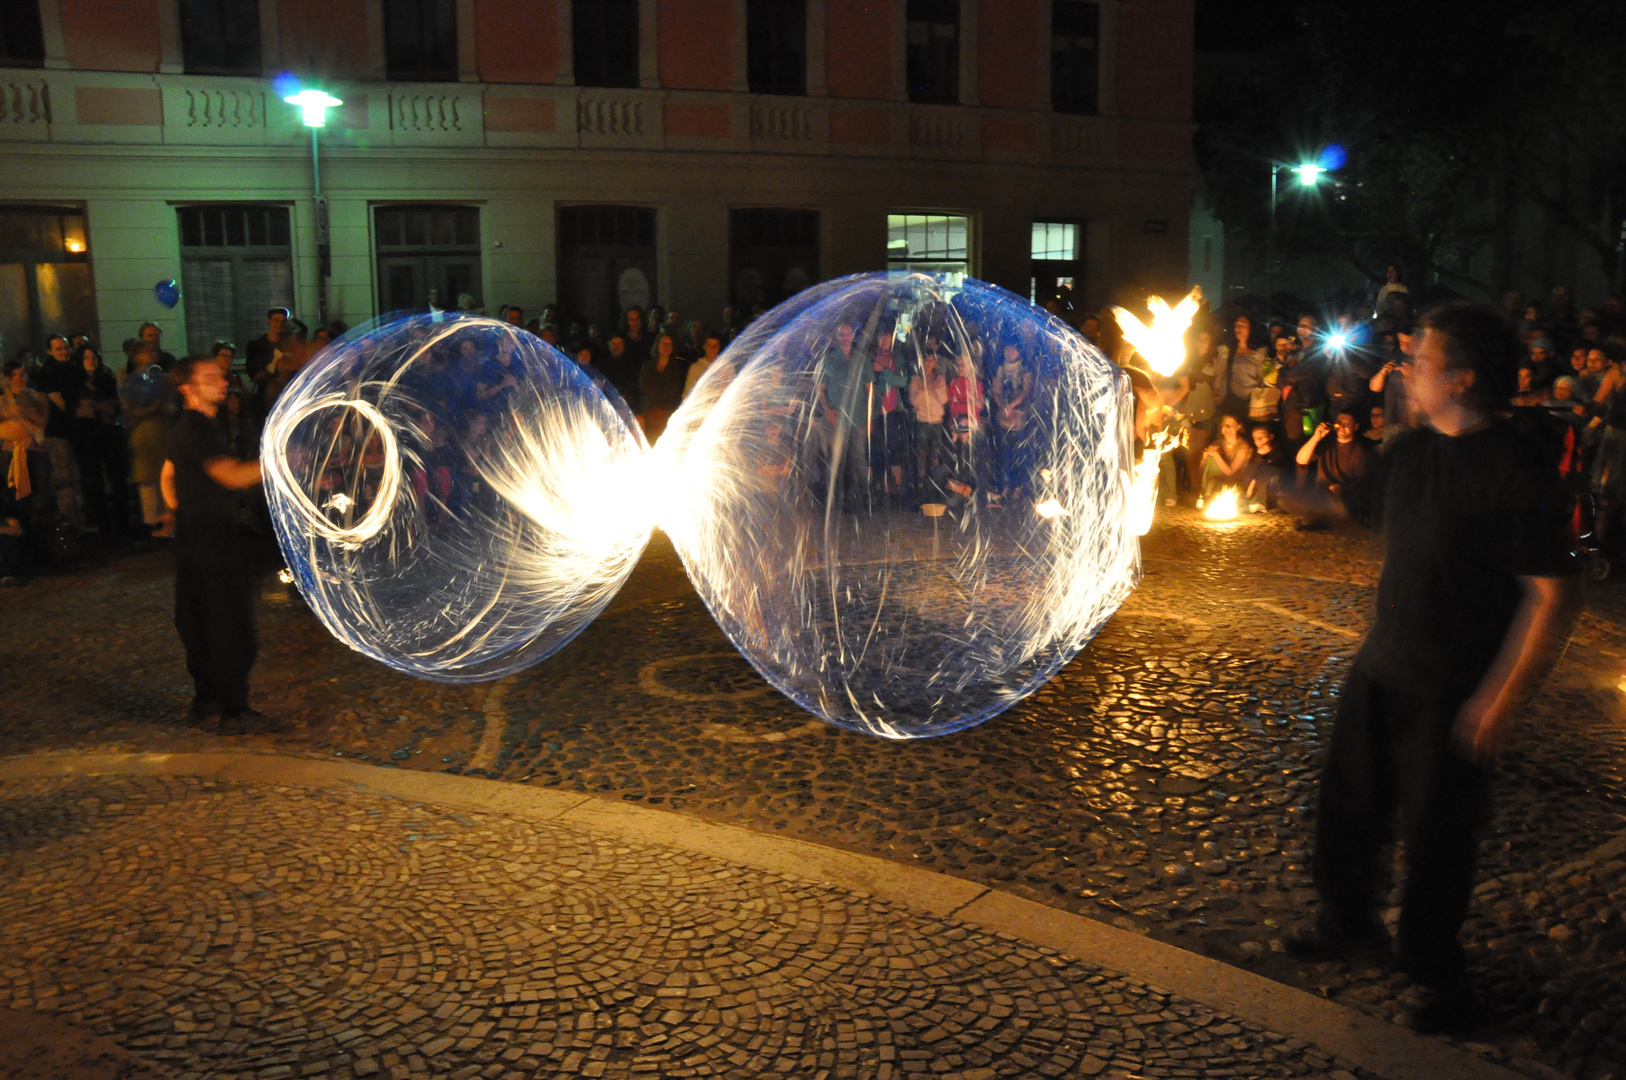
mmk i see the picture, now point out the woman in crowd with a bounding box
[66,344,129,538]
[990,343,1034,507]
[638,332,686,441]
[122,342,172,538]
[1199,413,1253,506]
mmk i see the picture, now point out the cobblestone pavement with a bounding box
[2,511,1624,1077]
[0,772,1386,1080]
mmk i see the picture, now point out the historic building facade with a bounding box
[0,0,1193,356]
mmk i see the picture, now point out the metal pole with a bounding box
[1267,165,1277,329]
[311,126,329,326]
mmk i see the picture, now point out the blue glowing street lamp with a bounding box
[280,80,343,325]
[1266,145,1344,326]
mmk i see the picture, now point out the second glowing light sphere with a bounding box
[658,273,1141,738]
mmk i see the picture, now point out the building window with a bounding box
[178,205,294,356]
[574,0,639,88]
[180,0,263,76]
[0,207,94,360]
[731,209,818,312]
[375,205,483,314]
[886,213,969,281]
[906,0,959,105]
[0,1,45,66]
[1030,218,1084,305]
[747,0,806,96]
[1051,0,1099,115]
[557,206,657,327]
[385,0,458,81]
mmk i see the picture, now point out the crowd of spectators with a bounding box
[1119,281,1626,543]
[2,278,1624,585]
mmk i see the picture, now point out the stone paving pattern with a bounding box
[1,511,1623,1077]
[0,773,1379,1080]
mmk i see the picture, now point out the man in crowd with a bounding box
[816,321,873,511]
[161,356,281,735]
[246,307,290,418]
[137,321,178,371]
[1294,409,1372,526]
[33,334,83,526]
[1283,302,1579,1034]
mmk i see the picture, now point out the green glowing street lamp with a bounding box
[282,85,343,325]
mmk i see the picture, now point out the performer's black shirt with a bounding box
[167,408,240,549]
[1353,422,1575,701]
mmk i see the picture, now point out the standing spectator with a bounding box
[1181,328,1224,495]
[123,343,172,538]
[638,333,686,441]
[34,334,84,527]
[869,328,910,504]
[500,305,524,326]
[1225,314,1264,418]
[816,322,874,511]
[1375,264,1409,317]
[161,355,280,734]
[1369,318,1419,448]
[66,344,129,539]
[683,332,725,400]
[246,307,290,418]
[137,322,178,371]
[1280,333,1324,456]
[260,324,313,415]
[212,341,247,399]
[907,344,949,500]
[990,343,1035,507]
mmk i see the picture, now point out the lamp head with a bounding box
[1294,163,1324,187]
[285,88,343,128]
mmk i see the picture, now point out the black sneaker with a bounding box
[219,709,287,735]
[1281,919,1390,963]
[1402,980,1482,1034]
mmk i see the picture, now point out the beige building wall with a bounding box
[0,0,1195,354]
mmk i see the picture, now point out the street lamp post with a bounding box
[283,87,343,326]
[1266,160,1326,329]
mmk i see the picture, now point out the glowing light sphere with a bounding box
[661,273,1141,739]
[262,313,652,682]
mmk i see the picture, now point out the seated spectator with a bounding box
[1199,414,1253,506]
[1364,406,1386,447]
[923,416,991,517]
[1,359,48,513]
[1242,423,1290,511]
[1294,410,1372,524]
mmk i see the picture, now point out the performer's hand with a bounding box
[1452,693,1512,765]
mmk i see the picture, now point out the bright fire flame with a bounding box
[1203,487,1240,520]
[1112,289,1200,535]
[1128,429,1180,536]
[1110,288,1202,377]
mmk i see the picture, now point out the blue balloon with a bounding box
[154,279,181,308]
[1318,143,1348,172]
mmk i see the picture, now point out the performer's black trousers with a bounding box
[174,543,257,715]
[1312,664,1489,987]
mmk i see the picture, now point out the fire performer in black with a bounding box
[1282,302,1579,1033]
[161,355,283,735]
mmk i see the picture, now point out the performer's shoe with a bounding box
[188,698,222,728]
[1401,979,1482,1035]
[1281,917,1389,963]
[219,709,287,736]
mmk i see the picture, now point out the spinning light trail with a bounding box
[264,276,1148,738]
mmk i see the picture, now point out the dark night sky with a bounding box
[1194,0,1304,53]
